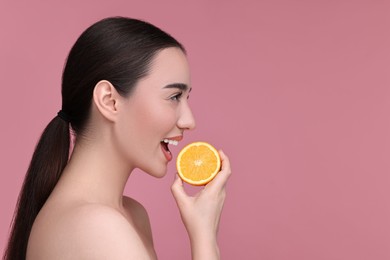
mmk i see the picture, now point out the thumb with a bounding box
[171,174,187,202]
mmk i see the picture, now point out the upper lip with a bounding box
[163,135,183,141]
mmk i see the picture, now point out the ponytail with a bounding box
[3,116,70,260]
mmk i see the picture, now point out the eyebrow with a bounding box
[163,83,192,92]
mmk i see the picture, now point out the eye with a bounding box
[170,92,183,101]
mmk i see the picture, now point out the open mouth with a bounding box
[160,138,179,161]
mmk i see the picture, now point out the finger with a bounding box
[206,150,232,190]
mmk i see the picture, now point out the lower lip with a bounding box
[161,144,173,162]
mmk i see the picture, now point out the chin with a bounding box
[140,164,168,179]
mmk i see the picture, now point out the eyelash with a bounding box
[170,92,183,101]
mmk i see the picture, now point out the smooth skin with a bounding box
[26,48,231,259]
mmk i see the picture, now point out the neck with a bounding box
[54,135,134,209]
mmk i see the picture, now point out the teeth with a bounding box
[161,139,178,146]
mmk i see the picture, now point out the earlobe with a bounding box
[93,80,119,122]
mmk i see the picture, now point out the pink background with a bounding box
[1,1,390,259]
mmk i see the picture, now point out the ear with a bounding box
[93,80,120,122]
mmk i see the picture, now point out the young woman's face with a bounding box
[115,47,195,177]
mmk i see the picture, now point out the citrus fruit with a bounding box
[176,142,221,186]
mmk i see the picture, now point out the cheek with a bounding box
[135,100,177,134]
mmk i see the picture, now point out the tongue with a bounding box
[161,142,172,161]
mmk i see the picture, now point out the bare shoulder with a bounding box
[67,204,147,258]
[28,203,152,259]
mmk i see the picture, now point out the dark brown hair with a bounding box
[4,17,184,260]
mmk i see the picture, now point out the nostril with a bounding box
[189,122,196,130]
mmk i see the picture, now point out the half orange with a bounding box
[176,142,221,186]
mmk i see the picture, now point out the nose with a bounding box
[177,101,196,131]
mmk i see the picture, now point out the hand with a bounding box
[171,150,232,258]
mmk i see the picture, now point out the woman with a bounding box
[4,17,231,259]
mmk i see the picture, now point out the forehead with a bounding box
[141,47,191,88]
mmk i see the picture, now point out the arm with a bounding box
[171,150,232,260]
